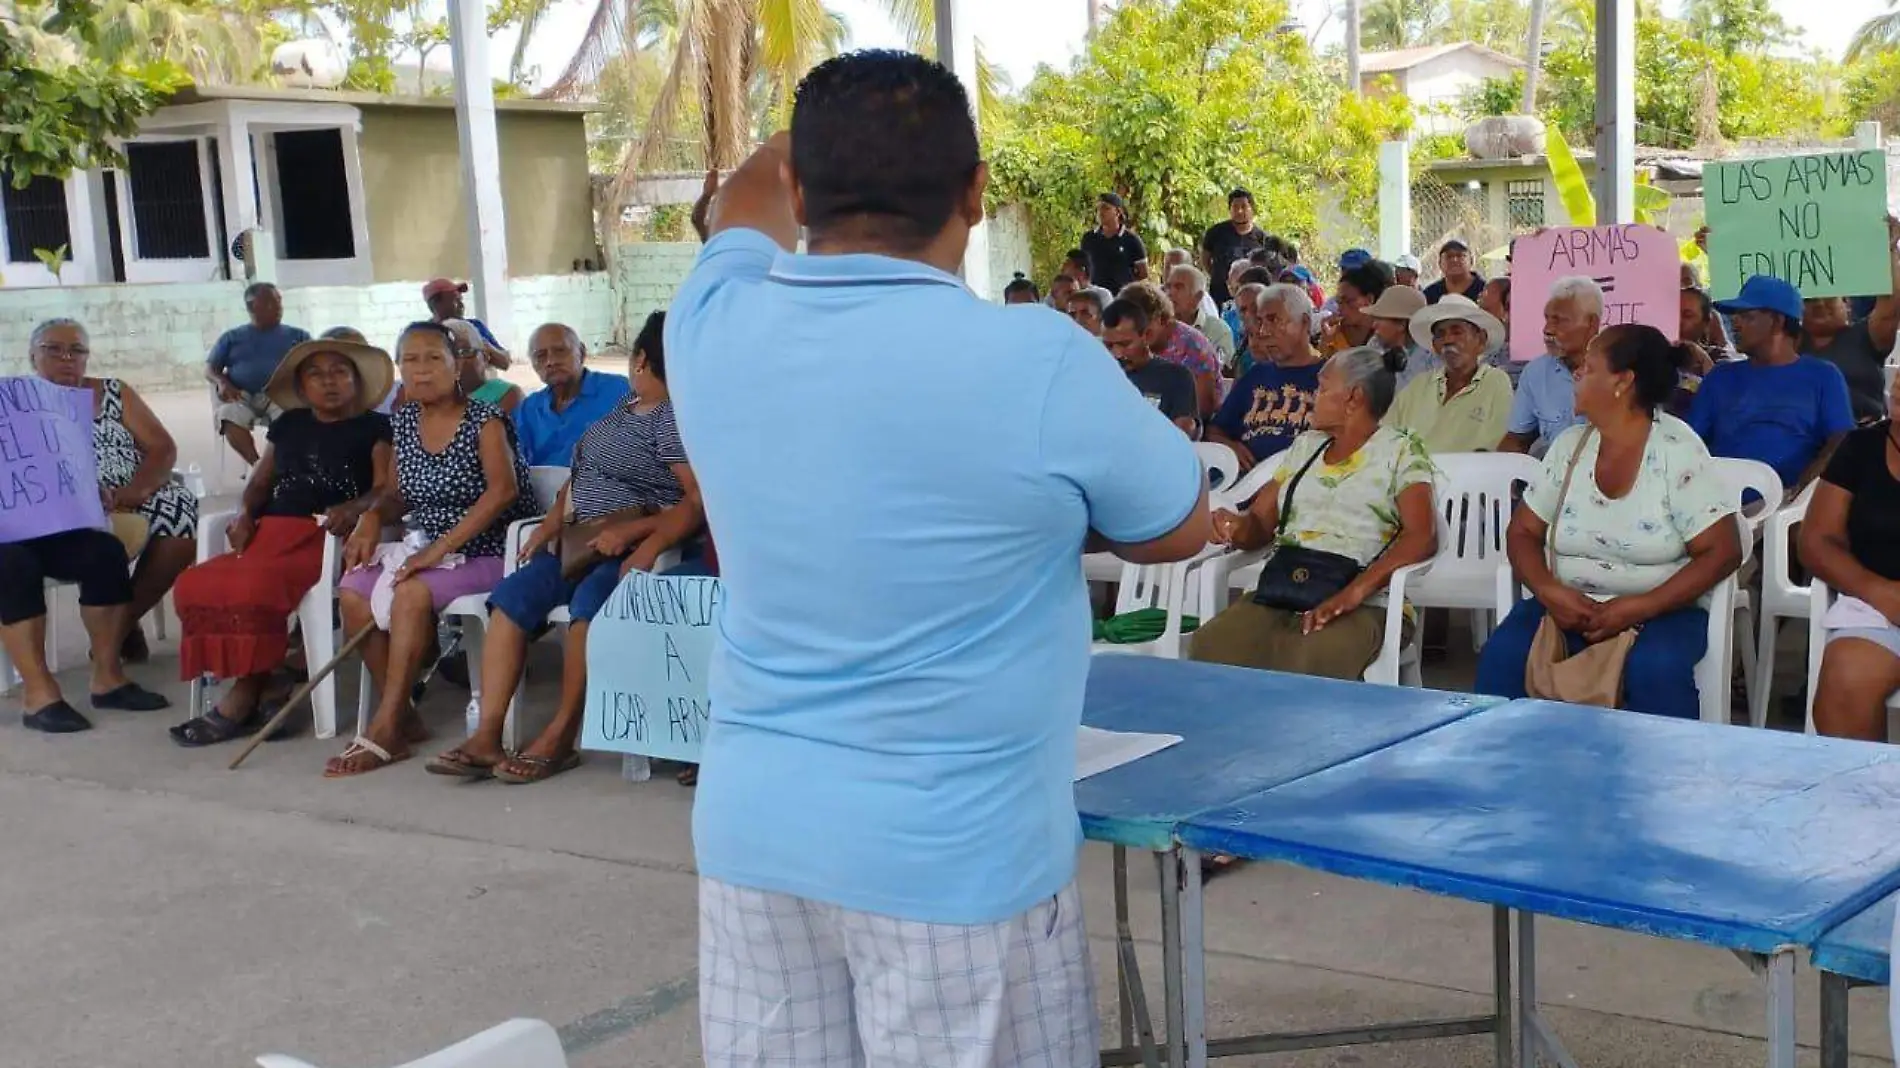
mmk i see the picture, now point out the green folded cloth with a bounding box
[1093,607,1200,644]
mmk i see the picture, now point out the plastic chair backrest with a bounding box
[528,466,570,512]
[1213,456,1278,510]
[1195,441,1241,498]
[1708,457,1783,549]
[257,1019,567,1068]
[1407,452,1539,608]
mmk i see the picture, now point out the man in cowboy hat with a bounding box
[1384,295,1513,454]
[421,278,511,370]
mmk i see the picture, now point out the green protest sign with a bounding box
[1707,150,1892,301]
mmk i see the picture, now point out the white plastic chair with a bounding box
[1407,452,1541,651]
[190,511,347,737]
[1709,458,1783,722]
[1085,445,1241,585]
[1090,557,1205,659]
[1193,475,1451,686]
[1804,578,1900,737]
[1495,512,1749,725]
[257,1018,567,1068]
[1750,482,1815,728]
[1195,440,1241,498]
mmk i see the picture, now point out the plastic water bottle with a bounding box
[621,754,651,782]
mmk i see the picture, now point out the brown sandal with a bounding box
[494,751,581,784]
[323,736,411,778]
[426,747,499,780]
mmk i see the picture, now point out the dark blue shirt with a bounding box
[208,323,311,394]
[1686,356,1856,489]
[512,368,632,467]
[1212,360,1324,462]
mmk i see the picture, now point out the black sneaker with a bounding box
[24,701,92,733]
[91,683,172,712]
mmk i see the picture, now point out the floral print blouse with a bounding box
[1523,414,1735,600]
[1269,426,1437,567]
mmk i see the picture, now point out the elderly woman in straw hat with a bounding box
[168,328,396,747]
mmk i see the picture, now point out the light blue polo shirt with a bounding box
[669,228,1202,925]
[1507,353,1586,454]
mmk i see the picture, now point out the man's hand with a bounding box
[690,169,720,241]
[216,379,243,403]
[227,513,256,553]
[1537,583,1600,634]
[1581,594,1652,644]
[1303,580,1371,634]
[518,515,561,565]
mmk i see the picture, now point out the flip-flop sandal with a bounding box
[426,747,499,780]
[494,751,581,784]
[323,736,410,778]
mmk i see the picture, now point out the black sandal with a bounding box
[169,710,252,747]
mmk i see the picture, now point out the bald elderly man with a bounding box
[512,323,631,467]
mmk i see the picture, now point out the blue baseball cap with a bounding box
[1337,248,1373,270]
[1714,275,1804,325]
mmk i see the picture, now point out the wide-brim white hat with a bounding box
[1409,294,1505,353]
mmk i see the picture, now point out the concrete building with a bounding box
[1361,43,1526,137]
[0,85,599,290]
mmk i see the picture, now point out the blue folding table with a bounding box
[1179,700,1900,1068]
[1812,889,1894,1068]
[1075,656,1498,1068]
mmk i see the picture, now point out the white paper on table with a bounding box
[1075,725,1183,782]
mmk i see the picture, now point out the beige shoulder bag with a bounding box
[1523,427,1639,707]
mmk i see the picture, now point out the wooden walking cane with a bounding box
[228,623,377,770]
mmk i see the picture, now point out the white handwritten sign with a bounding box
[0,376,105,544]
[1509,224,1680,360]
[579,570,720,762]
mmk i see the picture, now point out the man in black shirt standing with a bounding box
[1102,297,1197,436]
[1422,238,1485,304]
[1081,193,1148,295]
[1200,188,1268,307]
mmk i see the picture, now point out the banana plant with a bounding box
[1544,126,1673,227]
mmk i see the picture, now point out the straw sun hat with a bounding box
[263,336,395,416]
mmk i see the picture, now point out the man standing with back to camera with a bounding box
[668,50,1209,1068]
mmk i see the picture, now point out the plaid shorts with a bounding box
[699,876,1097,1068]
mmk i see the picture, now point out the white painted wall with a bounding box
[1406,52,1521,136]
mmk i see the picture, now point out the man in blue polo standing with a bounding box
[668,50,1209,1068]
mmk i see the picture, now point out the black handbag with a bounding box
[1250,438,1389,613]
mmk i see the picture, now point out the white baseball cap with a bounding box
[1394,253,1423,272]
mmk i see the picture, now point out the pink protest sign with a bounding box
[1508,224,1681,361]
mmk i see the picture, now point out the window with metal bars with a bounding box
[1507,179,1546,230]
[1,173,73,264]
[124,140,211,260]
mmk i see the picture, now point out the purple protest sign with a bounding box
[0,377,105,544]
[1508,224,1681,361]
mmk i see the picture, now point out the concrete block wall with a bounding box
[613,243,701,332]
[0,274,618,392]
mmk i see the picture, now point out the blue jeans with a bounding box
[1475,597,1708,720]
[489,541,712,628]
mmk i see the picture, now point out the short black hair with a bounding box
[1339,261,1394,300]
[1260,234,1290,259]
[1780,313,1804,340]
[1101,298,1149,335]
[244,282,279,305]
[1064,249,1091,276]
[1236,266,1275,288]
[1685,286,1713,320]
[1228,188,1253,205]
[1003,272,1040,301]
[791,50,979,249]
[633,311,666,382]
[1596,324,1680,411]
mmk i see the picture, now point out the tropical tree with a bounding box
[1849,1,1900,63]
[0,0,182,182]
[990,0,1413,277]
[1354,0,1446,50]
[1680,0,1790,57]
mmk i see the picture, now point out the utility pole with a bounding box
[1086,0,1100,41]
[1345,0,1361,94]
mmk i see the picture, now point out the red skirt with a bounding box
[175,516,327,680]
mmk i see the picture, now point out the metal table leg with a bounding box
[1516,912,1580,1068]
[1101,846,1162,1068]
[1159,849,1186,1068]
[1493,905,1513,1068]
[1765,949,1797,1068]
[1115,848,1133,1052]
[1819,971,1851,1068]
[1180,846,1207,1068]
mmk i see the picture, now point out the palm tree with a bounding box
[1522,0,1545,112]
[1353,0,1447,51]
[1849,0,1900,62]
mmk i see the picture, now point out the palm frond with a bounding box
[1847,6,1900,64]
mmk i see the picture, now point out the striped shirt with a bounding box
[568,397,689,520]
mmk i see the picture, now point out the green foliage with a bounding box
[1842,51,1900,133]
[988,0,1412,280]
[32,243,69,280]
[0,0,181,183]
[1461,73,1524,119]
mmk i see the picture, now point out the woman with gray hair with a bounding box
[1192,345,1438,679]
[3,319,179,732]
[1067,286,1115,336]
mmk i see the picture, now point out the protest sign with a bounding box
[1707,150,1892,301]
[0,377,105,544]
[1509,224,1681,360]
[580,569,720,762]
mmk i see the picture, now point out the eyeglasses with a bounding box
[35,343,89,361]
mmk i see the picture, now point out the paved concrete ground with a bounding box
[3,389,1889,1067]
